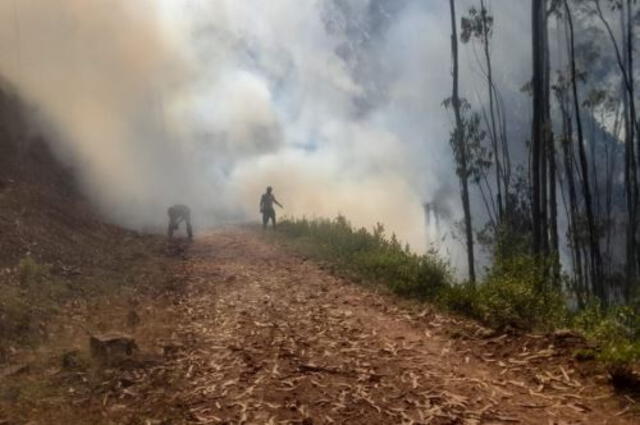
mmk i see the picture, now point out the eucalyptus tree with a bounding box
[446,0,476,284]
[461,1,509,222]
[564,0,605,301]
[590,0,639,298]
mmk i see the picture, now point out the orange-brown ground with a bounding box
[108,229,638,425]
[1,228,639,424]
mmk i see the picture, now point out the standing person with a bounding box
[167,204,193,240]
[260,186,283,229]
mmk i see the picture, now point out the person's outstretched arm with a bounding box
[274,196,283,208]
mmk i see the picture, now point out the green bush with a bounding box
[276,216,451,299]
[437,282,478,317]
[473,255,567,330]
[436,256,566,330]
[573,301,640,370]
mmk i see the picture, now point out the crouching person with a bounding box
[168,204,193,240]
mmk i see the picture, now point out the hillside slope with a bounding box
[0,87,119,268]
[0,87,175,354]
[0,88,192,425]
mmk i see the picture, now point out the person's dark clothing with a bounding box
[168,204,193,239]
[260,192,281,229]
[262,207,276,229]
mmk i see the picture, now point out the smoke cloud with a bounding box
[0,0,534,270]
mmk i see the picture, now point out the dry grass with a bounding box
[0,175,191,423]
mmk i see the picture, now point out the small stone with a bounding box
[61,350,81,369]
[89,333,138,365]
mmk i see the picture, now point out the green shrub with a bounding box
[275,216,451,299]
[573,301,640,370]
[436,256,567,330]
[474,255,567,330]
[437,282,479,317]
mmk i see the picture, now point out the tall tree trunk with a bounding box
[548,136,560,280]
[531,0,545,258]
[479,0,504,221]
[495,90,512,200]
[541,113,549,256]
[563,113,585,304]
[556,13,587,297]
[559,16,586,296]
[449,0,476,285]
[547,6,559,281]
[543,0,556,269]
[627,0,638,185]
[565,0,605,303]
[589,110,601,221]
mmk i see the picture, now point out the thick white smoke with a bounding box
[0,0,196,226]
[0,0,534,270]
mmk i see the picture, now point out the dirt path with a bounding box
[146,229,636,425]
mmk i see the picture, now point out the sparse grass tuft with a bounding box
[17,256,50,286]
[1,256,59,346]
[274,216,452,300]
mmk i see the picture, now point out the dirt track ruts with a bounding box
[163,229,637,425]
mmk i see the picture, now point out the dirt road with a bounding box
[142,229,636,425]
